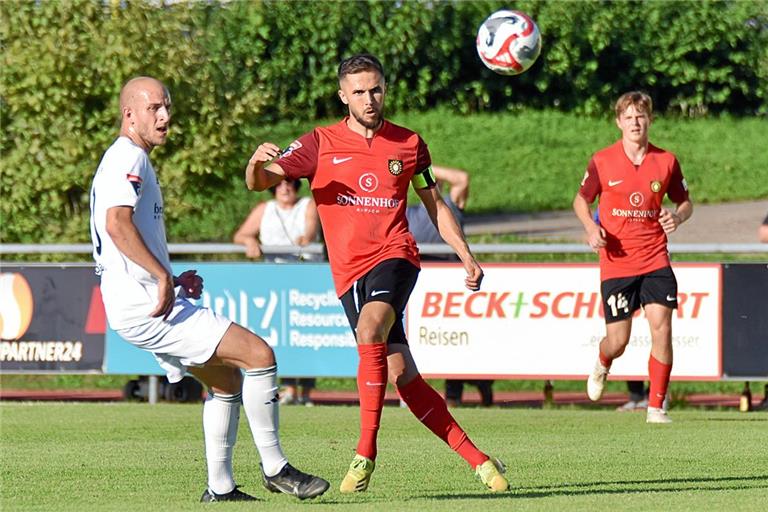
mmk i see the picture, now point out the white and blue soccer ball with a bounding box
[476,9,542,76]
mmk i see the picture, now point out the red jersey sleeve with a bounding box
[275,131,318,180]
[666,158,689,204]
[415,136,432,174]
[578,158,601,203]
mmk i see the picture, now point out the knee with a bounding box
[243,334,275,368]
[209,367,242,395]
[356,324,387,344]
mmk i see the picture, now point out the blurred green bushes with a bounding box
[2,0,766,244]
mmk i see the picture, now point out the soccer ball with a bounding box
[476,10,542,76]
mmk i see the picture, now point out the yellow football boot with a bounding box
[339,454,375,493]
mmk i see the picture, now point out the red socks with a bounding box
[599,351,613,369]
[398,375,488,468]
[648,355,672,408]
[356,343,388,460]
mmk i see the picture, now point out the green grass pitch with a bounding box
[2,403,766,511]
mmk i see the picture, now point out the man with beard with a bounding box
[244,54,508,494]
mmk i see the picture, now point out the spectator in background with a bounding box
[234,178,321,405]
[758,212,768,243]
[234,178,320,262]
[406,165,494,407]
[617,381,648,411]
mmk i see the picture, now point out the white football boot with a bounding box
[646,406,672,424]
[587,359,610,401]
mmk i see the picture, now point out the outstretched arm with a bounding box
[245,142,288,191]
[415,186,483,291]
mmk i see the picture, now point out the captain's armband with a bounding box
[411,166,436,189]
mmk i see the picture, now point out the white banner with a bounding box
[406,264,721,380]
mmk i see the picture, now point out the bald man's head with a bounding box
[119,76,171,152]
[119,76,167,112]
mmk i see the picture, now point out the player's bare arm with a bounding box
[572,193,606,252]
[245,142,287,191]
[659,199,693,234]
[416,186,484,291]
[432,166,470,210]
[105,205,175,318]
[233,202,267,258]
[297,199,319,246]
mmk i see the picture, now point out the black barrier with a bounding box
[722,263,768,379]
[0,265,105,372]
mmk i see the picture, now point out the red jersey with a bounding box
[276,118,432,296]
[579,140,689,280]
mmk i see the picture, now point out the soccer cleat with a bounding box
[646,406,673,424]
[260,463,330,500]
[616,398,648,412]
[587,360,609,401]
[339,454,376,493]
[200,486,257,502]
[476,457,510,492]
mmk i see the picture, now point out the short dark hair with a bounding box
[338,54,384,82]
[269,179,301,195]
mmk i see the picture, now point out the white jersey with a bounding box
[260,196,312,245]
[89,136,171,329]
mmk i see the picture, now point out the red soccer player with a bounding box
[573,91,694,424]
[244,54,508,493]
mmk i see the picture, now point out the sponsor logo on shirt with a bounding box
[153,203,164,220]
[358,173,378,192]
[336,194,400,209]
[629,192,644,207]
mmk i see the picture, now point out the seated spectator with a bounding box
[234,178,321,403]
[234,179,320,262]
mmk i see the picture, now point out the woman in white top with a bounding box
[234,178,321,404]
[234,179,320,262]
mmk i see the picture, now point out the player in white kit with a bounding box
[89,77,329,502]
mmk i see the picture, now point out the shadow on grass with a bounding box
[696,417,768,422]
[416,474,768,501]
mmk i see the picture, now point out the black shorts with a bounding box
[600,266,678,324]
[339,258,420,345]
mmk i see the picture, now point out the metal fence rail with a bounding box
[1,242,767,255]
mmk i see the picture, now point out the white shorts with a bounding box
[116,297,232,383]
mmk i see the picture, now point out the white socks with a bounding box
[243,365,287,477]
[203,392,240,494]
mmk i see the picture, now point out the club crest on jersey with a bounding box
[388,159,404,176]
[650,180,662,193]
[126,173,143,195]
[281,140,303,158]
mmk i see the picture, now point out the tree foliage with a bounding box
[1,0,766,243]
